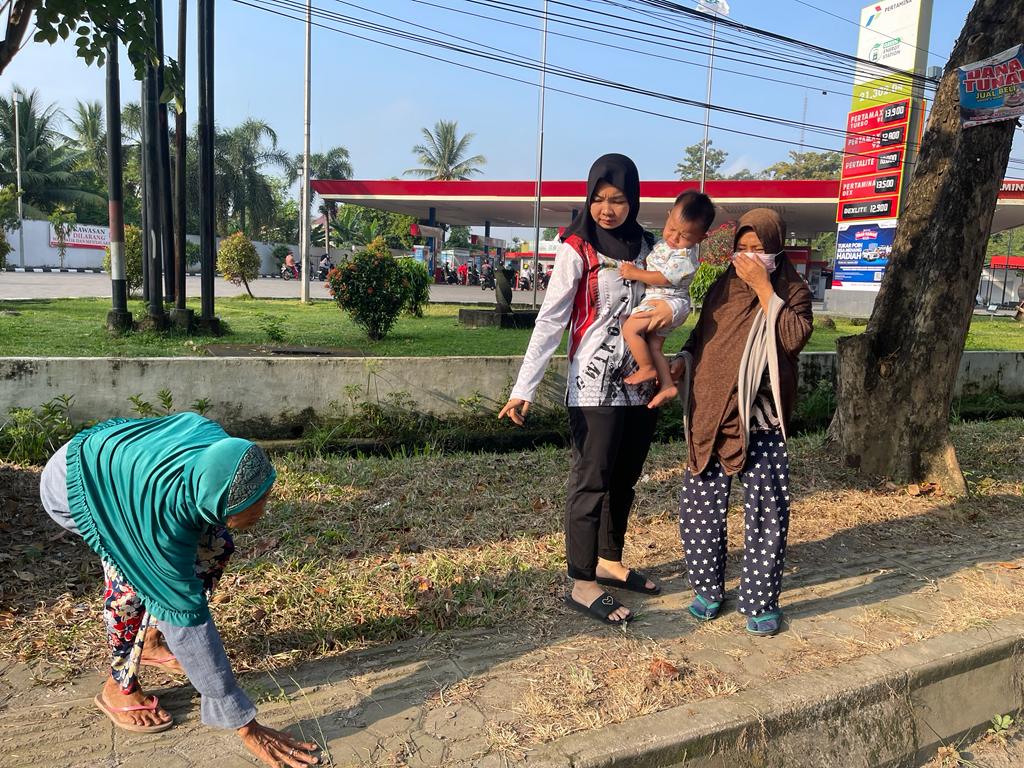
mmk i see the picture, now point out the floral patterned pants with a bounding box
[103,525,234,692]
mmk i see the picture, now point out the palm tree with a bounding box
[0,87,104,217]
[69,100,106,180]
[218,118,290,233]
[287,145,353,216]
[404,120,485,180]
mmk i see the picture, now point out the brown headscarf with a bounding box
[682,208,813,475]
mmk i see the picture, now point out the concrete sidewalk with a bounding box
[3,496,1023,768]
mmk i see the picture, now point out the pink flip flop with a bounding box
[93,693,174,733]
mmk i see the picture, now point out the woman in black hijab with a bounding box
[499,153,669,625]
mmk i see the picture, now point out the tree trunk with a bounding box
[0,1,38,76]
[832,0,1024,495]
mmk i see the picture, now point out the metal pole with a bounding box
[140,80,149,303]
[198,0,218,329]
[105,36,132,331]
[299,0,312,303]
[531,0,548,310]
[699,13,717,192]
[13,94,25,267]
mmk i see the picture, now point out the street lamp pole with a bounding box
[696,0,729,191]
[299,0,313,303]
[13,94,24,267]
[531,0,548,310]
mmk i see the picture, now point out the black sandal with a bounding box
[564,591,634,625]
[596,569,661,595]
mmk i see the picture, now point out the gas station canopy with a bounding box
[310,178,1024,237]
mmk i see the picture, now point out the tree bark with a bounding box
[832,0,1024,495]
[0,1,39,76]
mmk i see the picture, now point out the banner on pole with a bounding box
[958,44,1024,128]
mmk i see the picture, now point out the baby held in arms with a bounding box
[619,190,716,408]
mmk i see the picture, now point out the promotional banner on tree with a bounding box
[958,44,1024,128]
[833,220,896,289]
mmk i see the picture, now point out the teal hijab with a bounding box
[65,413,276,626]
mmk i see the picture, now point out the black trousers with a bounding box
[566,406,659,581]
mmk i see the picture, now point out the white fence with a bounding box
[3,219,323,275]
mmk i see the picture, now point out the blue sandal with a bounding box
[746,611,783,636]
[688,594,721,621]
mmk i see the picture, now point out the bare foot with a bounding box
[596,558,657,591]
[624,366,658,385]
[647,385,679,410]
[96,677,173,731]
[141,630,186,675]
[570,579,632,622]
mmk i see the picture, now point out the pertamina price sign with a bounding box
[836,98,911,222]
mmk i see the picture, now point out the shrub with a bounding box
[185,239,201,267]
[217,231,261,298]
[326,237,407,340]
[689,262,728,305]
[399,257,431,317]
[0,185,18,270]
[0,395,77,465]
[700,221,736,267]
[48,205,77,268]
[102,224,144,295]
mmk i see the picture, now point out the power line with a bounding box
[234,0,1024,175]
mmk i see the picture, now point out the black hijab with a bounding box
[561,153,649,262]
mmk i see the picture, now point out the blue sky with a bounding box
[2,0,1011,185]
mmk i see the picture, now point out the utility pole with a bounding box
[530,0,548,310]
[105,37,132,333]
[153,0,176,306]
[696,0,729,191]
[13,93,24,267]
[299,0,312,303]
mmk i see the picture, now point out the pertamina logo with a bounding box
[866,4,882,27]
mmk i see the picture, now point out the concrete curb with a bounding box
[529,617,1024,768]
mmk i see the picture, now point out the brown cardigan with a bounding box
[681,220,813,475]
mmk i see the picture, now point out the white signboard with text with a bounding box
[48,223,110,250]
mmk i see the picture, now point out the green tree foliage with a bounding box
[675,139,727,181]
[217,119,290,234]
[325,237,413,340]
[329,204,416,251]
[0,87,106,219]
[542,227,560,240]
[47,203,76,267]
[69,99,106,180]
[763,150,842,180]
[0,1,156,77]
[812,231,837,263]
[288,145,353,218]
[405,120,486,180]
[690,222,735,304]
[446,225,471,248]
[102,223,143,294]
[217,231,261,298]
[398,258,431,318]
[985,226,1024,262]
[0,184,20,268]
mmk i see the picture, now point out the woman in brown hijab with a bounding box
[669,208,812,636]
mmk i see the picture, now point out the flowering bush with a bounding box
[326,237,407,340]
[102,224,144,295]
[690,221,736,305]
[217,231,261,298]
[398,257,431,318]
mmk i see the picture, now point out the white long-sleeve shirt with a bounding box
[510,234,654,407]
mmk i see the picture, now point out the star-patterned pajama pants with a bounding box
[678,429,790,618]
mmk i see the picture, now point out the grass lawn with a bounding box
[1,296,1023,356]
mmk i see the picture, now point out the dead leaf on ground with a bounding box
[649,658,680,681]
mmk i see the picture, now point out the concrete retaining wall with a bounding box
[533,617,1024,768]
[1,351,1022,437]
